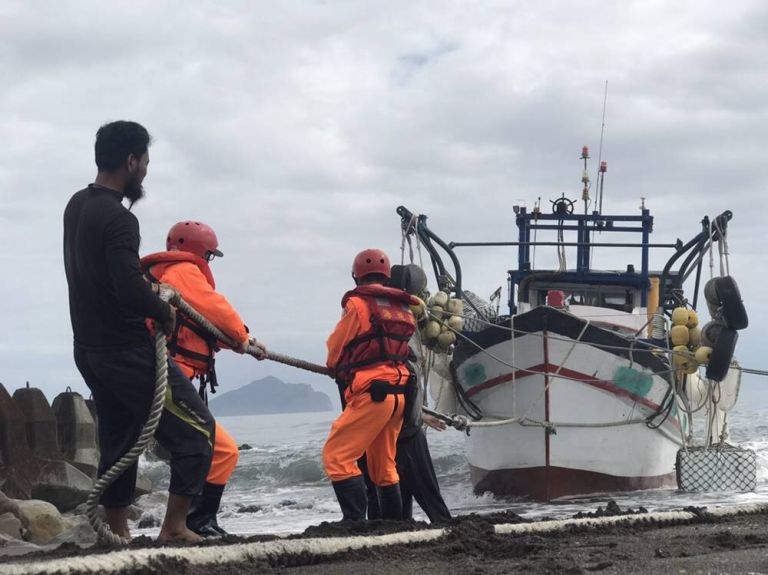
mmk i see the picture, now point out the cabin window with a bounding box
[536,287,636,312]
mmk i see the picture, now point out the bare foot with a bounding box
[157,526,202,545]
[115,529,132,543]
[105,506,132,542]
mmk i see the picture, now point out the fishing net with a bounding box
[461,290,498,332]
[676,444,757,492]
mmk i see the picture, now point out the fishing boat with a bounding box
[398,146,748,501]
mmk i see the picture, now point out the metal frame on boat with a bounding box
[398,157,746,501]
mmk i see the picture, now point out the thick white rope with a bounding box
[8,503,768,575]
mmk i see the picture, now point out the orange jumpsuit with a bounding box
[322,294,411,487]
[142,252,247,486]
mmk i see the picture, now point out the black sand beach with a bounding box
[5,505,768,574]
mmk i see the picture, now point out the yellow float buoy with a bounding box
[688,327,701,348]
[423,320,441,340]
[672,307,689,326]
[670,325,690,346]
[447,315,464,331]
[437,331,456,347]
[694,346,712,365]
[429,305,444,319]
[409,297,426,318]
[686,309,699,329]
[430,292,449,308]
[446,298,464,315]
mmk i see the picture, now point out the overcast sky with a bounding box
[1,0,766,407]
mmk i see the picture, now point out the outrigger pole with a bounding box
[397,205,486,318]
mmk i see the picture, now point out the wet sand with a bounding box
[4,505,768,574]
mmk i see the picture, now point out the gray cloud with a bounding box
[1,0,765,402]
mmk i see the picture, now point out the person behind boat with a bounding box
[141,221,267,537]
[63,121,214,543]
[360,264,452,523]
[389,264,452,523]
[323,249,421,521]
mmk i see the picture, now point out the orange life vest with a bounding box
[335,284,417,383]
[140,251,220,387]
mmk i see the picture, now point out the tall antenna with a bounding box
[596,80,608,214]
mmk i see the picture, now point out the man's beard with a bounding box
[124,177,145,209]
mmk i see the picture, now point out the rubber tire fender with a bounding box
[705,327,738,382]
[704,276,748,330]
[700,320,725,348]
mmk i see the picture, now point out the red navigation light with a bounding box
[600,161,607,172]
[581,146,589,158]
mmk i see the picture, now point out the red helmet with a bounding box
[166,221,223,261]
[352,249,390,281]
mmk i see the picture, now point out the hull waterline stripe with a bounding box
[465,363,677,428]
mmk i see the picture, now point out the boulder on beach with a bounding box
[30,459,93,512]
[0,512,23,540]
[15,499,66,544]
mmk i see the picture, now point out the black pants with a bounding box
[74,341,215,507]
[396,429,452,523]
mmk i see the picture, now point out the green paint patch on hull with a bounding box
[612,366,653,397]
[462,362,487,387]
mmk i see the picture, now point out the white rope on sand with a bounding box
[1,529,447,575]
[7,503,768,575]
[495,502,768,535]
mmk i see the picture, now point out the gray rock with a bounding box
[131,492,168,532]
[48,514,96,547]
[0,384,35,499]
[30,459,93,512]
[135,473,153,497]
[51,391,99,478]
[0,533,41,556]
[0,490,27,528]
[13,386,63,460]
[137,514,161,529]
[16,499,65,544]
[0,512,23,539]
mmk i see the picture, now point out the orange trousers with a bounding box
[322,386,405,486]
[208,422,239,485]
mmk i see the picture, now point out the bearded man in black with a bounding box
[63,121,215,543]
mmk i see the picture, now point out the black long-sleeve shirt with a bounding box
[63,184,170,349]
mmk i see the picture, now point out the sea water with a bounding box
[136,382,768,536]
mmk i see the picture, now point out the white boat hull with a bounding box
[451,306,686,501]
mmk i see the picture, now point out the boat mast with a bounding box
[596,80,609,215]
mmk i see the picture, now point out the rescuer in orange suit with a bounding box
[322,249,420,521]
[141,221,266,536]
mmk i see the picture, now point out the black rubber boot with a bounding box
[331,475,367,521]
[378,483,403,520]
[187,482,228,537]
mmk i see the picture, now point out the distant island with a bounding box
[209,376,333,416]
